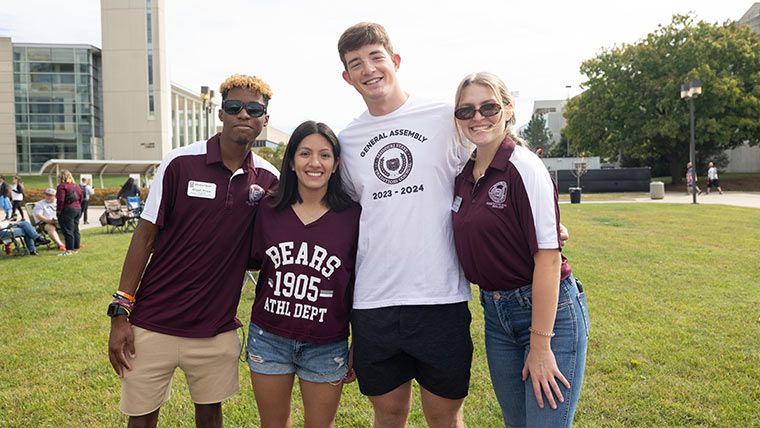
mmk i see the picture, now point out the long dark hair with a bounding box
[270,120,353,212]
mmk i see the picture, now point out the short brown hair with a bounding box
[338,22,394,69]
[219,74,273,105]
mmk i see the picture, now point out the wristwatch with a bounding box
[107,303,129,318]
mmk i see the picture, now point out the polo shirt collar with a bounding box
[462,136,516,184]
[205,133,256,174]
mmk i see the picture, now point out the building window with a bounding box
[145,0,155,119]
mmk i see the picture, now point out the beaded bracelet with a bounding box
[114,290,136,303]
[528,327,556,337]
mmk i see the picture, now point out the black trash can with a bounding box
[569,187,581,204]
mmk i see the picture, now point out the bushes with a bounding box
[22,188,147,206]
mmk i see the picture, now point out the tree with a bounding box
[256,142,286,172]
[563,14,760,183]
[520,114,553,152]
[547,134,570,157]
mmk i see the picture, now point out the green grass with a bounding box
[1,204,758,427]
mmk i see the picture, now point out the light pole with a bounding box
[200,86,216,140]
[680,80,701,204]
[565,85,571,156]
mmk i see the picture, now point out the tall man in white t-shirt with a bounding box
[337,22,473,428]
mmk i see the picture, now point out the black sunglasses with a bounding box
[222,100,267,117]
[454,102,502,120]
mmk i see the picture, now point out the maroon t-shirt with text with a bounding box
[129,134,279,338]
[250,198,361,344]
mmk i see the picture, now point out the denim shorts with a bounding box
[246,322,348,384]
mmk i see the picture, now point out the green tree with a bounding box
[520,114,554,152]
[256,142,286,171]
[547,134,570,157]
[563,14,760,183]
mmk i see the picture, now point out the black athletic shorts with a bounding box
[351,302,473,399]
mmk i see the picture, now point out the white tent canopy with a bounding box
[38,159,160,189]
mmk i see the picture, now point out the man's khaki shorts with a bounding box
[119,326,242,416]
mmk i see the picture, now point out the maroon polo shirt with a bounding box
[452,138,571,292]
[250,197,361,344]
[129,134,279,338]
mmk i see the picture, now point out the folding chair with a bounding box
[102,199,129,233]
[124,196,143,231]
[25,202,55,249]
[1,223,29,256]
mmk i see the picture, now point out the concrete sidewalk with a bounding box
[560,191,760,209]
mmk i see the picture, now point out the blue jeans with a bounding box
[0,220,40,252]
[479,276,589,428]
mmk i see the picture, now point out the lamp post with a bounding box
[565,85,571,156]
[680,80,701,204]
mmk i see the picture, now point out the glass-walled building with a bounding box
[13,43,103,173]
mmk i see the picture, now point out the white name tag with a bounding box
[451,196,462,213]
[187,181,217,199]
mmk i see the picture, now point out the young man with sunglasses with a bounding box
[107,74,279,428]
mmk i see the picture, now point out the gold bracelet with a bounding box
[529,327,555,337]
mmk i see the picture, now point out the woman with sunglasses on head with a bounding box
[451,72,589,428]
[246,120,360,428]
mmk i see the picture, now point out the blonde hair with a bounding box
[454,72,526,149]
[219,74,273,104]
[58,170,75,184]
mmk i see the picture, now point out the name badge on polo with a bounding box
[187,181,216,199]
[451,196,462,213]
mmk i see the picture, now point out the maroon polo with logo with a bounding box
[130,134,279,338]
[452,138,571,292]
[250,198,361,344]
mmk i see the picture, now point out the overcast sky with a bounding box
[1,1,753,134]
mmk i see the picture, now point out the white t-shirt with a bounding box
[33,199,57,224]
[708,167,718,181]
[338,96,472,309]
[11,184,23,202]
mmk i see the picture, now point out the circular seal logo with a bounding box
[374,143,413,184]
[488,181,508,206]
[248,184,266,205]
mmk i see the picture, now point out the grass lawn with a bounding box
[1,203,758,427]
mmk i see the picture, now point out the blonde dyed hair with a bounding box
[454,72,526,149]
[219,74,273,104]
[58,169,75,184]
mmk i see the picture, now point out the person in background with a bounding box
[0,175,11,220]
[117,177,141,201]
[33,188,66,251]
[686,162,702,195]
[706,162,723,195]
[10,176,25,220]
[56,169,83,256]
[451,72,588,428]
[80,177,95,224]
[0,217,47,255]
[246,120,360,428]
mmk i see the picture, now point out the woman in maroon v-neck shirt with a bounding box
[246,121,361,427]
